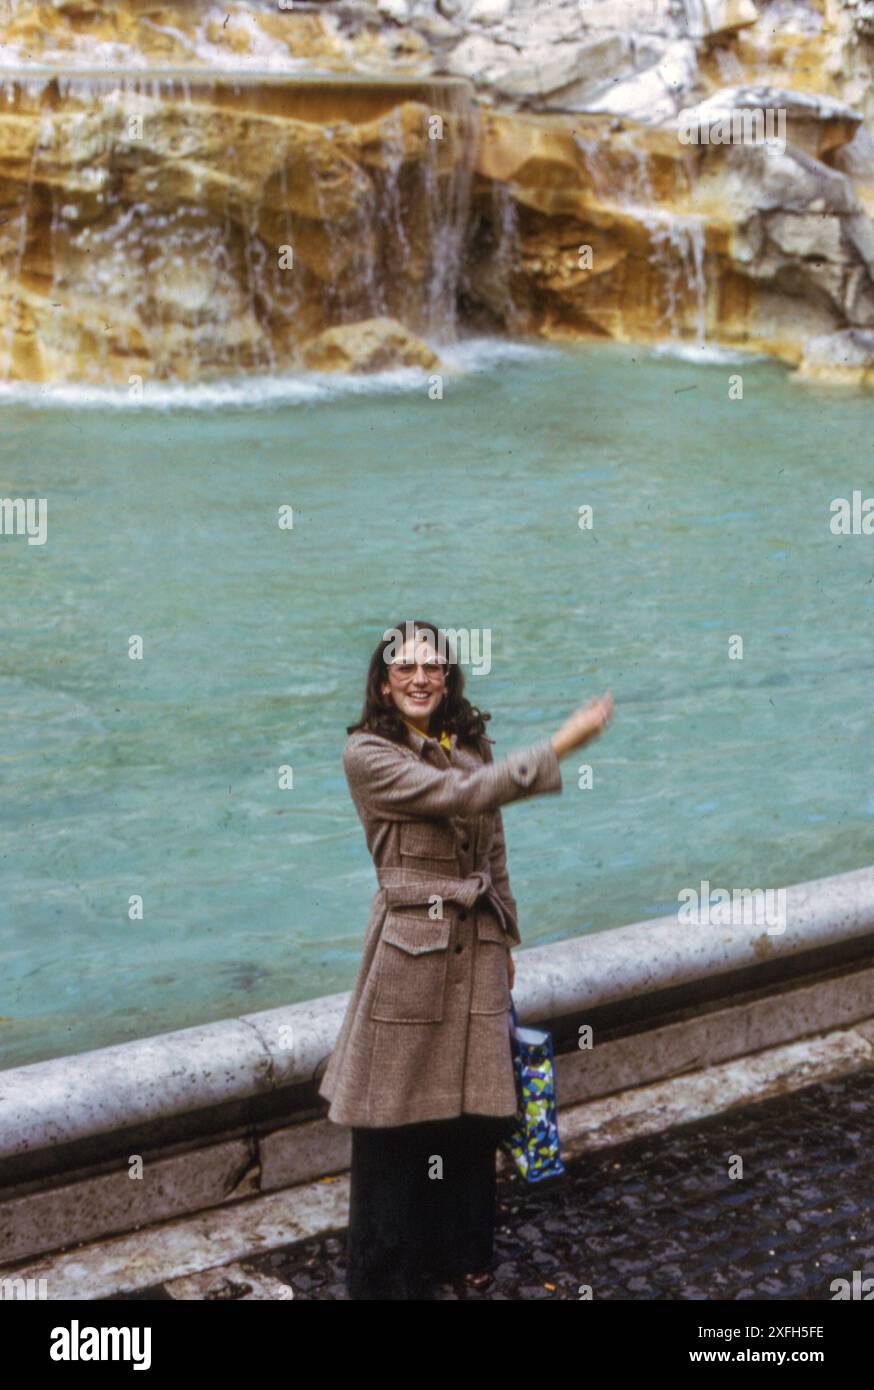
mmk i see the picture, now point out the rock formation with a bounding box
[1,0,874,382]
[300,315,442,370]
[0,67,474,382]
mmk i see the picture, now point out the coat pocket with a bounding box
[470,913,511,1016]
[370,913,451,1023]
[399,820,457,863]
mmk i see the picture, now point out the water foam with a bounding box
[0,337,558,412]
[650,340,769,366]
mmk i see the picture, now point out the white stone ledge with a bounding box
[1,863,873,1167]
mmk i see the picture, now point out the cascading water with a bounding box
[0,69,478,384]
[644,211,707,344]
[573,128,709,346]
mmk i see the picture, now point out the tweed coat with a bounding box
[317,724,563,1128]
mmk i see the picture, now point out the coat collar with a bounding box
[401,724,494,761]
[402,722,458,762]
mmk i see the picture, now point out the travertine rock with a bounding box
[0,71,474,382]
[299,316,442,371]
[797,326,874,382]
[2,0,874,382]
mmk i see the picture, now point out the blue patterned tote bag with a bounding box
[500,995,565,1183]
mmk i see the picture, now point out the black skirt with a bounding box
[345,1111,516,1299]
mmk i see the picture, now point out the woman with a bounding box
[318,620,613,1299]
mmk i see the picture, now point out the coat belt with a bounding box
[376,866,513,937]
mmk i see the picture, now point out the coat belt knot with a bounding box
[376,866,514,938]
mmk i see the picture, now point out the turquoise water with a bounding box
[2,339,873,1070]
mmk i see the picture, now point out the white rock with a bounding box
[540,35,634,110]
[586,39,698,122]
[846,209,874,267]
[759,0,824,37]
[558,0,681,39]
[413,9,464,40]
[468,0,513,21]
[449,30,639,100]
[800,329,874,373]
[767,211,844,260]
[692,85,861,124]
[682,0,758,38]
[724,143,856,215]
[377,0,410,22]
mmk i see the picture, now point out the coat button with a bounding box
[454,943,463,954]
[458,910,467,921]
[461,839,470,851]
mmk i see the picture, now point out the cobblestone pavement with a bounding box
[122,1067,874,1301]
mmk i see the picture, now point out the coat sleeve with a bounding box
[344,730,562,820]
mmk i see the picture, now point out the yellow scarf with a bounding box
[402,718,452,753]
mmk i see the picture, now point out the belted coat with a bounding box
[317,723,563,1128]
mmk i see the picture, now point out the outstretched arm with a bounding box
[344,690,613,822]
[344,731,562,821]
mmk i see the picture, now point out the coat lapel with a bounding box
[402,722,453,769]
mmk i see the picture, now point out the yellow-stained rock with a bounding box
[0,2,433,74]
[299,317,441,372]
[0,73,473,381]
[2,0,874,384]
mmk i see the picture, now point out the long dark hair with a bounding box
[347,619,491,747]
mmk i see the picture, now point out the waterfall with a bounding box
[458,178,527,336]
[644,211,707,344]
[574,127,709,345]
[0,69,477,384]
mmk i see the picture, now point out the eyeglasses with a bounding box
[387,661,448,682]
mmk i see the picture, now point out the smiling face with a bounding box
[381,635,448,733]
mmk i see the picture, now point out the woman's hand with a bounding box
[550,690,613,760]
[507,951,515,991]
